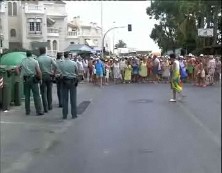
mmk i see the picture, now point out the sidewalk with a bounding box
[0,83,101,173]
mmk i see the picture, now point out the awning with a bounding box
[47,17,56,26]
[64,44,94,53]
[85,39,96,47]
[93,47,102,51]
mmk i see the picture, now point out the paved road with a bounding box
[1,83,221,173]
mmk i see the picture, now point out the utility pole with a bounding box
[100,1,104,58]
[112,21,115,54]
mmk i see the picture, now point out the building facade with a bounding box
[0,1,102,56]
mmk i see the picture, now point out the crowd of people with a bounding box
[3,50,220,116]
[72,53,221,88]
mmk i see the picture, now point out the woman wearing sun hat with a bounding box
[139,56,148,83]
[124,60,132,83]
[112,58,122,84]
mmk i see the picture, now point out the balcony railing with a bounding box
[47,28,59,37]
[79,32,101,37]
[0,3,5,13]
[24,4,44,14]
[27,31,43,38]
[67,31,79,37]
[48,28,59,33]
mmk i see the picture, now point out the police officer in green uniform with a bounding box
[55,52,63,107]
[59,52,78,119]
[37,47,57,113]
[17,51,44,115]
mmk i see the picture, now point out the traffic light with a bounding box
[128,24,132,32]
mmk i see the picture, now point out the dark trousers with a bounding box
[56,78,63,107]
[62,79,77,119]
[24,77,43,114]
[40,74,53,112]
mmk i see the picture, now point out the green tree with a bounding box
[147,0,221,54]
[115,40,127,48]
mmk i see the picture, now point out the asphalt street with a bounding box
[0,83,221,173]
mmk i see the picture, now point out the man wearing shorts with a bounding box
[95,58,104,87]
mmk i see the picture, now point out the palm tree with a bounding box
[115,40,127,48]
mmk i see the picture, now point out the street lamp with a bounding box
[100,0,103,57]
[101,24,132,59]
[101,26,126,59]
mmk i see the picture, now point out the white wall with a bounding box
[2,1,103,51]
[0,2,9,49]
[50,17,67,51]
[7,1,21,43]
[21,13,47,49]
[44,3,67,16]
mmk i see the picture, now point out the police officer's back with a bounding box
[60,51,78,119]
[55,52,63,107]
[17,51,44,115]
[37,47,57,113]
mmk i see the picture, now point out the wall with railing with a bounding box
[67,31,79,37]
[24,4,45,14]
[47,27,59,37]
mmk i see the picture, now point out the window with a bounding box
[28,18,42,33]
[10,29,16,37]
[8,2,12,16]
[52,40,57,50]
[36,22,41,31]
[29,22,35,31]
[8,2,17,16]
[70,42,75,44]
[13,2,17,16]
[47,40,51,50]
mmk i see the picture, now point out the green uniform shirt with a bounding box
[60,59,78,78]
[55,59,63,76]
[20,57,39,76]
[37,54,56,75]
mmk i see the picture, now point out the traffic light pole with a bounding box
[101,26,126,59]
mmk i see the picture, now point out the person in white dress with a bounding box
[112,59,122,84]
[119,58,126,82]
[77,56,84,81]
[162,58,170,83]
[83,59,89,81]
[105,60,110,85]
[207,55,216,85]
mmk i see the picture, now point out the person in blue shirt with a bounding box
[95,58,104,87]
[132,58,139,83]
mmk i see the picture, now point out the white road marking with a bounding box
[178,103,221,147]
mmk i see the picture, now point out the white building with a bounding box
[0,1,103,56]
[67,16,102,48]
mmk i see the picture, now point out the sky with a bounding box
[65,1,160,51]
